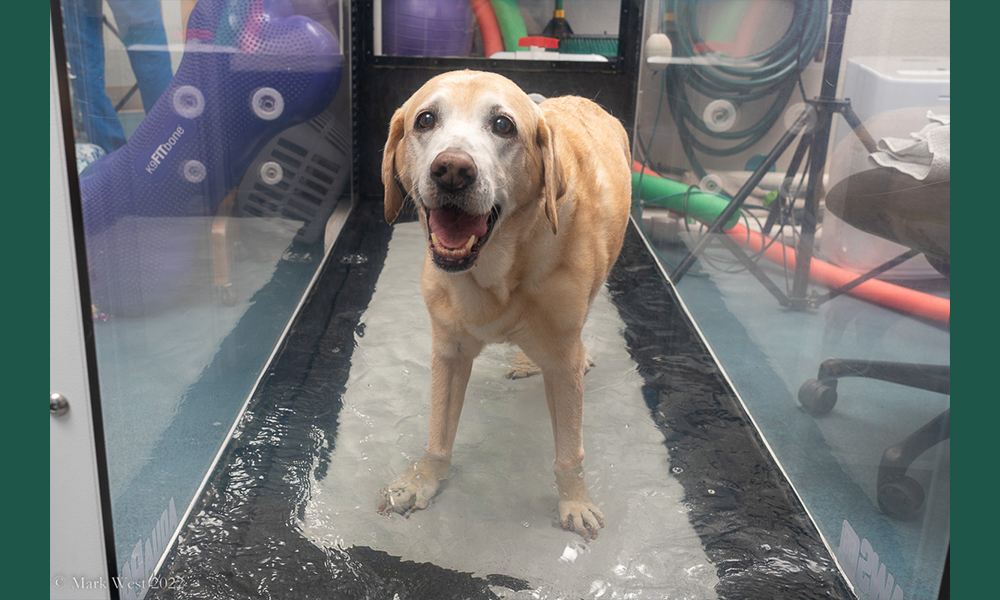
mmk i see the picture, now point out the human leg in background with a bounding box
[61,0,128,152]
[107,0,174,114]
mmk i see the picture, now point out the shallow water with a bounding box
[301,223,720,599]
[151,204,851,600]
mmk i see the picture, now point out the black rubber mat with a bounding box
[150,198,852,600]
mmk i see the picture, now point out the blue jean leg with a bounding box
[61,0,127,152]
[107,0,174,113]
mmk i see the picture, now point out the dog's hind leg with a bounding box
[506,350,542,379]
[506,350,594,380]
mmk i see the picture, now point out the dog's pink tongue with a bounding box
[429,206,488,248]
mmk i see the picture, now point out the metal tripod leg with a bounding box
[670,112,808,283]
[666,0,878,315]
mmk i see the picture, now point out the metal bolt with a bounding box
[50,393,70,416]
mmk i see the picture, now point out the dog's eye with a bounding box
[416,112,436,130]
[492,116,516,137]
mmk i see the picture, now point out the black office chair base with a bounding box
[797,378,838,415]
[798,359,950,520]
[877,475,925,521]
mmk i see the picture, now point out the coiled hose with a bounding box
[666,0,827,180]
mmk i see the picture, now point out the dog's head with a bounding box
[382,70,566,273]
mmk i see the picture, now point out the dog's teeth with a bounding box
[429,231,477,259]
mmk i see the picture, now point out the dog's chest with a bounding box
[464,309,521,344]
[429,274,526,344]
[459,286,523,343]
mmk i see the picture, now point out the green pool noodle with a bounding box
[490,0,528,52]
[632,171,742,231]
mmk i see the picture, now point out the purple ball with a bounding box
[383,0,474,57]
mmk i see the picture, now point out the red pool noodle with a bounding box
[633,162,950,323]
[471,0,504,57]
[728,223,949,323]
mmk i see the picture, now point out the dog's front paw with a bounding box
[558,499,605,540]
[378,479,432,516]
[554,466,605,540]
[377,452,451,517]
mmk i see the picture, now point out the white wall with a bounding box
[844,0,950,61]
[518,0,623,35]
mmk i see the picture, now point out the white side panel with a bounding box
[50,21,113,600]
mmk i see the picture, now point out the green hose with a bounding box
[666,0,828,181]
[490,0,528,52]
[633,171,742,231]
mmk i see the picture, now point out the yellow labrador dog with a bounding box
[377,70,631,540]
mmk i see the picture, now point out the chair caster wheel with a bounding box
[798,379,838,415]
[877,476,925,520]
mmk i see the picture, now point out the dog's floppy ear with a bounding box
[382,108,407,224]
[537,115,566,235]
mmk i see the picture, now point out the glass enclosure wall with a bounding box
[53,0,352,593]
[632,1,949,598]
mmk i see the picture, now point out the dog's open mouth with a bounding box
[426,204,500,272]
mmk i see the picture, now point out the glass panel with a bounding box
[375,0,621,62]
[54,0,351,592]
[633,1,949,598]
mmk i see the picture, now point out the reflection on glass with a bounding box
[633,1,949,598]
[56,0,351,591]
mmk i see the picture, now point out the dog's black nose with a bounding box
[430,149,477,192]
